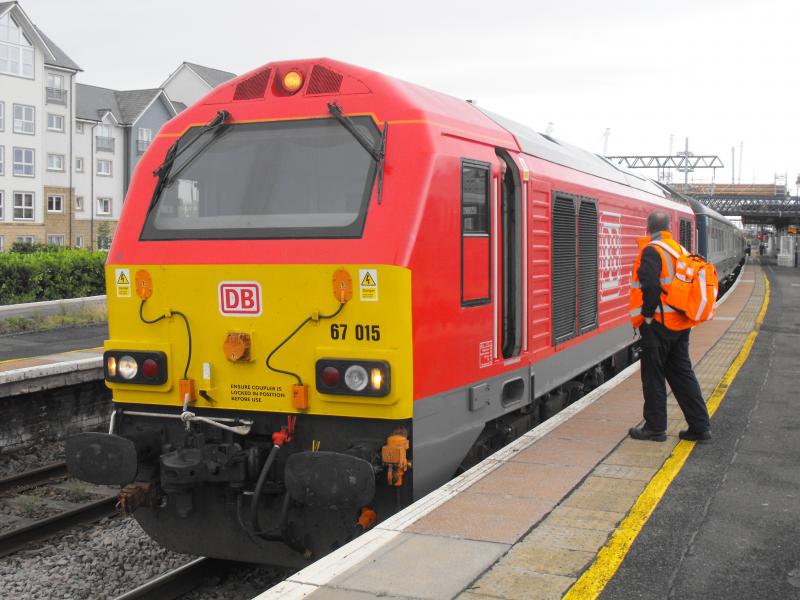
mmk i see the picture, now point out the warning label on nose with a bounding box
[115,268,131,298]
[359,269,378,302]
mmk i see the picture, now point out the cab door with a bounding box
[496,149,523,360]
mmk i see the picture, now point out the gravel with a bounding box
[0,515,193,599]
[0,439,65,479]
[184,564,291,600]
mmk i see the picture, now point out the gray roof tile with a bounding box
[184,62,236,87]
[34,25,81,71]
[76,84,165,124]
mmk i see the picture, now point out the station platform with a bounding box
[0,347,103,397]
[260,258,798,600]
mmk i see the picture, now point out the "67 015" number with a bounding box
[330,323,381,341]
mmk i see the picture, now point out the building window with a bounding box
[0,13,35,78]
[13,147,34,177]
[96,125,114,152]
[16,235,34,244]
[47,153,65,171]
[0,191,4,219]
[97,197,112,216]
[75,196,84,211]
[0,236,4,252]
[47,234,65,246]
[47,194,64,213]
[75,235,83,248]
[137,128,152,153]
[47,113,65,132]
[97,159,112,176]
[46,73,67,104]
[75,122,84,134]
[0,101,4,131]
[12,104,34,134]
[0,145,4,176]
[13,191,34,220]
[97,236,112,250]
[75,157,84,172]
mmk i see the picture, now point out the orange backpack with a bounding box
[650,240,719,324]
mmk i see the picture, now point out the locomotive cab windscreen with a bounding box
[142,116,381,240]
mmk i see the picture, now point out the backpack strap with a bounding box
[649,239,685,259]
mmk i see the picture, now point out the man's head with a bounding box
[647,211,670,234]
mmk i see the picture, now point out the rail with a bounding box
[112,557,230,600]
[0,464,118,558]
[0,462,68,494]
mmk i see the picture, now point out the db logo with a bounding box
[218,282,262,316]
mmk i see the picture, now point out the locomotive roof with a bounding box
[474,106,667,198]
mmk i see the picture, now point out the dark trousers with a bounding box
[639,320,710,433]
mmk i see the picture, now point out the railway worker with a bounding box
[628,210,712,443]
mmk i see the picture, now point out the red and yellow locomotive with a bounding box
[67,59,698,565]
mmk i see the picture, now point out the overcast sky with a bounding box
[19,0,800,189]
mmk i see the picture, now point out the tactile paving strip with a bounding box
[459,265,766,599]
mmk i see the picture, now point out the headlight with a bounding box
[344,365,368,392]
[118,355,138,380]
[104,351,168,385]
[315,359,390,397]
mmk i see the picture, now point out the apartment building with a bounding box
[0,1,237,251]
[0,1,80,251]
[72,84,179,248]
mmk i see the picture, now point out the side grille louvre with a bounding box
[578,199,598,333]
[233,68,271,100]
[552,193,577,344]
[680,218,693,252]
[306,65,343,95]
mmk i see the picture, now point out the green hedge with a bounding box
[0,248,107,304]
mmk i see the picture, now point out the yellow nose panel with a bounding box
[104,264,413,420]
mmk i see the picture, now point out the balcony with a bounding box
[136,139,150,154]
[96,136,115,153]
[46,87,67,105]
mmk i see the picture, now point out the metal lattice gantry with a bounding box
[697,195,800,226]
[606,155,725,171]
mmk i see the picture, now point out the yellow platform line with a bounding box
[564,272,770,600]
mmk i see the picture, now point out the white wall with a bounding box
[42,68,73,191]
[0,43,45,225]
[163,66,210,108]
[72,119,92,220]
[73,114,124,223]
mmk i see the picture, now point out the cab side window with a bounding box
[461,160,491,305]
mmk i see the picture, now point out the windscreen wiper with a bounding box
[148,110,230,213]
[327,102,382,162]
[327,102,389,203]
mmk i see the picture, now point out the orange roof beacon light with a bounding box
[282,70,304,94]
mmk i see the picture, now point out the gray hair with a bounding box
[647,211,670,234]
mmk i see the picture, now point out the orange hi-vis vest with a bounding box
[629,230,696,331]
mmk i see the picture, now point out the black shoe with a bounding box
[629,426,667,442]
[679,429,712,442]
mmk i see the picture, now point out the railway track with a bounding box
[112,557,232,600]
[0,462,118,558]
[0,461,69,494]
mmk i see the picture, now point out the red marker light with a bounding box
[142,358,159,379]
[321,366,340,387]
